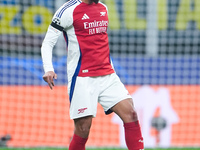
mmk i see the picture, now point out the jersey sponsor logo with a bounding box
[100,12,106,16]
[78,108,88,114]
[88,27,107,35]
[83,20,108,29]
[84,20,108,35]
[82,13,90,20]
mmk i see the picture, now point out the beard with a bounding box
[92,0,99,4]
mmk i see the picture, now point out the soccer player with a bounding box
[41,0,144,149]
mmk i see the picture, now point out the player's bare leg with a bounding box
[74,115,93,138]
[111,98,144,150]
[69,116,92,150]
[111,98,137,123]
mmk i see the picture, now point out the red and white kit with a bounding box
[41,0,131,119]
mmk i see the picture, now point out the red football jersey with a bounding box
[50,0,114,80]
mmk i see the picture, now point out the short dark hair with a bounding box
[93,0,99,4]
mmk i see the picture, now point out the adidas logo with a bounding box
[82,13,89,20]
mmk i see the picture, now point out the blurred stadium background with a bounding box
[0,0,200,149]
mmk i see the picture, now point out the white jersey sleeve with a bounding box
[41,0,78,73]
[51,3,74,30]
[41,26,62,73]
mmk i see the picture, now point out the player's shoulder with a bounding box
[55,0,82,18]
[98,2,108,11]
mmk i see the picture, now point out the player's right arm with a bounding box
[43,71,57,90]
[41,13,65,89]
[41,25,63,73]
[41,23,63,89]
[41,2,73,89]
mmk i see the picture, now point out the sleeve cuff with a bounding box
[44,67,54,73]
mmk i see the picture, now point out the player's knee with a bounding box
[78,123,91,133]
[132,109,138,121]
[125,107,138,122]
[74,116,92,138]
[124,99,138,121]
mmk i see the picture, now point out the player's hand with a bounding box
[43,71,57,90]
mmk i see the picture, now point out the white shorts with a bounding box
[68,73,132,119]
